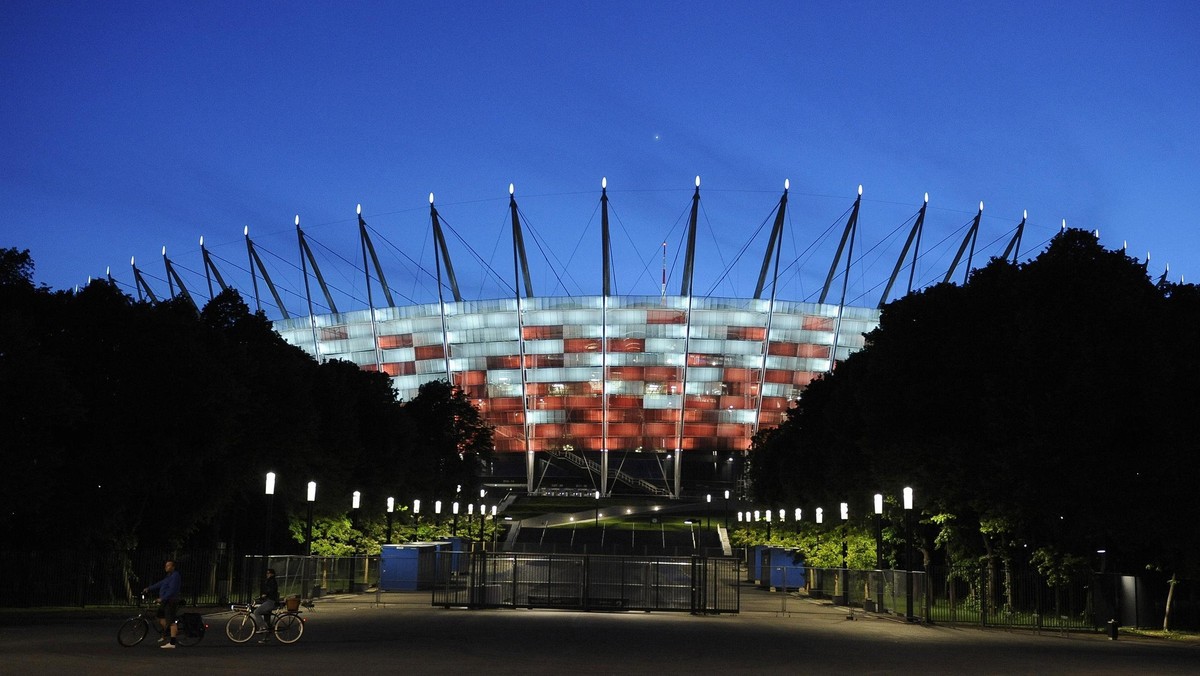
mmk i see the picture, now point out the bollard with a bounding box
[1107,618,1119,640]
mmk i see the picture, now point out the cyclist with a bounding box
[255,568,280,634]
[143,559,182,648]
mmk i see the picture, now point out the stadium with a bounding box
[129,178,1027,498]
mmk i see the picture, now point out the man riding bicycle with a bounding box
[255,568,281,634]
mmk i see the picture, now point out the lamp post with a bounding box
[903,486,914,622]
[874,493,884,612]
[706,494,712,530]
[594,490,600,526]
[305,481,317,556]
[413,499,421,528]
[386,497,395,544]
[765,507,772,540]
[349,491,360,593]
[794,508,802,534]
[838,502,849,606]
[264,472,276,570]
[724,490,730,529]
[304,480,316,602]
[435,499,442,527]
[452,501,459,536]
[478,503,486,548]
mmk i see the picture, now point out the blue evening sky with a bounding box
[2,1,1197,317]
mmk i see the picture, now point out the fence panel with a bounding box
[433,552,740,613]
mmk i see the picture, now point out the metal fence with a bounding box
[0,549,379,608]
[432,551,740,614]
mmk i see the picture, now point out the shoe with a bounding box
[157,637,167,644]
[160,643,177,649]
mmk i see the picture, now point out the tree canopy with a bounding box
[0,248,492,553]
[748,230,1200,577]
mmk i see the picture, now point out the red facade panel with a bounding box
[414,344,445,361]
[727,326,766,341]
[378,333,414,349]
[563,338,601,352]
[522,325,564,340]
[380,362,416,376]
[646,309,686,324]
[797,343,831,359]
[803,315,835,331]
[607,337,645,352]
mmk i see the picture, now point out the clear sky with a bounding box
[2,1,1197,317]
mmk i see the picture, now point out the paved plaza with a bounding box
[3,589,1196,675]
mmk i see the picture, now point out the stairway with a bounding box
[546,448,671,496]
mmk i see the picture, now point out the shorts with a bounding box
[156,599,181,626]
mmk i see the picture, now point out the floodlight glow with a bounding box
[784,178,790,190]
[429,192,435,204]
[924,192,929,204]
[903,487,913,510]
[244,226,249,236]
[435,500,442,514]
[265,472,276,495]
[858,184,863,196]
[1023,209,1028,220]
[352,490,361,509]
[695,175,701,188]
[130,256,135,266]
[509,183,515,196]
[387,496,394,512]
[356,203,362,215]
[452,501,459,515]
[874,493,883,515]
[979,201,984,212]
[840,502,848,520]
[794,508,802,521]
[816,507,824,524]
[413,499,420,514]
[199,236,204,246]
[295,215,300,226]
[161,246,166,256]
[602,176,607,189]
[306,481,316,502]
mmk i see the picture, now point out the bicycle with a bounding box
[225,597,305,644]
[117,594,207,647]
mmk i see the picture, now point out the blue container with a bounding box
[761,547,806,590]
[380,543,441,591]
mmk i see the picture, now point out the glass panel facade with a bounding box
[275,295,880,454]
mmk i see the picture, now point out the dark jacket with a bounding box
[259,575,280,603]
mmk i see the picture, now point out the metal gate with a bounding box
[432,552,739,614]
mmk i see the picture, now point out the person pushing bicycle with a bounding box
[142,559,182,648]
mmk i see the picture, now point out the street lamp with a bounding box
[349,491,361,593]
[765,507,772,540]
[452,501,459,536]
[264,472,276,569]
[724,490,731,529]
[838,502,849,606]
[386,497,395,544]
[794,507,802,534]
[903,486,914,622]
[305,481,317,556]
[874,493,884,612]
[594,490,600,526]
[413,499,421,527]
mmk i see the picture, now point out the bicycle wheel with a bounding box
[225,612,257,643]
[117,617,150,647]
[272,613,304,644]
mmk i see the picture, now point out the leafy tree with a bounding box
[748,230,1200,579]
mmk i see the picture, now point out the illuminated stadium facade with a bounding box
[138,178,1019,497]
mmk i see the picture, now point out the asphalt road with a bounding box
[3,590,1196,675]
